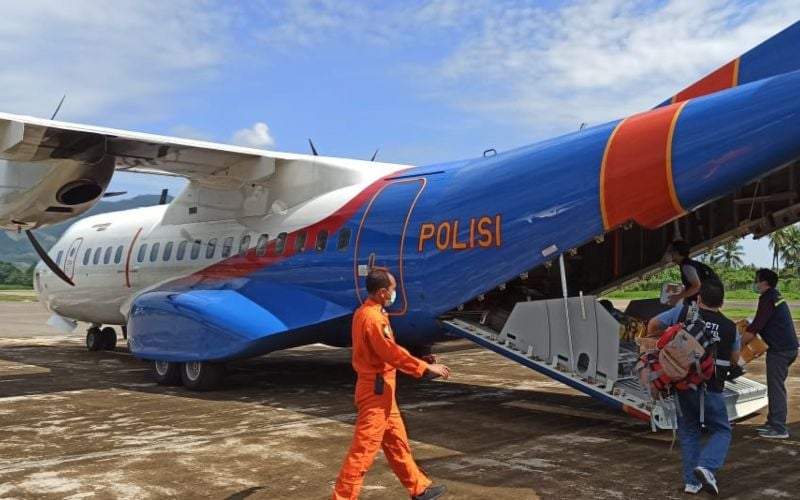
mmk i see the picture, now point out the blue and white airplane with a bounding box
[3,21,800,401]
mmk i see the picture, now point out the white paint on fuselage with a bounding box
[35,159,408,327]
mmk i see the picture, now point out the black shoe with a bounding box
[726,365,744,381]
[412,484,447,500]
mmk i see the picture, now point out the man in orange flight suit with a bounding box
[333,268,450,500]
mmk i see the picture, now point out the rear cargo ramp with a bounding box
[442,296,768,430]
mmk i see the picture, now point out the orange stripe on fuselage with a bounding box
[600,102,687,230]
[672,58,739,104]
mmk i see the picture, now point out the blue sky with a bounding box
[1,0,794,266]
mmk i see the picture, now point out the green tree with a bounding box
[778,225,800,272]
[768,226,794,268]
[709,241,744,268]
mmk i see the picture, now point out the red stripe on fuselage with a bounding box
[672,59,739,103]
[167,169,412,286]
[125,227,144,288]
[600,102,686,230]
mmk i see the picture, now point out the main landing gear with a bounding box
[150,360,225,391]
[86,325,118,351]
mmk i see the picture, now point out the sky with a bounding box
[1,0,795,267]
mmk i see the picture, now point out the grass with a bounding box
[605,288,800,300]
[0,294,35,302]
[0,284,33,291]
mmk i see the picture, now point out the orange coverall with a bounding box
[332,298,431,500]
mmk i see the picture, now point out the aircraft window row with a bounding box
[69,228,355,268]
[81,245,125,266]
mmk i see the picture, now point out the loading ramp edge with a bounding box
[441,317,768,430]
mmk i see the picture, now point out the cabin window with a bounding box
[294,232,307,253]
[206,238,217,259]
[137,244,147,263]
[337,228,352,251]
[114,245,123,264]
[163,241,173,261]
[93,247,102,265]
[221,237,234,258]
[239,235,251,256]
[177,241,187,261]
[83,249,91,266]
[149,242,161,262]
[55,250,64,267]
[256,234,269,257]
[191,240,202,260]
[275,232,288,255]
[315,230,328,253]
[103,246,112,265]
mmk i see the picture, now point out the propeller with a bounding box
[51,95,66,120]
[308,139,319,156]
[102,191,128,198]
[370,148,379,162]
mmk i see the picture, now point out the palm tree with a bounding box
[709,241,745,268]
[768,227,793,268]
[777,225,800,271]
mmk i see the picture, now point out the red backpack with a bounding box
[638,316,718,398]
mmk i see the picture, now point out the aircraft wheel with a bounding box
[86,327,104,351]
[101,327,117,351]
[181,361,224,391]
[152,360,182,386]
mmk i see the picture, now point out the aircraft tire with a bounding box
[152,360,182,386]
[86,327,104,351]
[101,327,117,351]
[180,361,224,391]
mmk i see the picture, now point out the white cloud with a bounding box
[230,122,275,148]
[423,0,798,136]
[0,0,231,123]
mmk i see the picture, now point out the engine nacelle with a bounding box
[0,156,115,230]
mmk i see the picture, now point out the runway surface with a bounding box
[1,302,798,499]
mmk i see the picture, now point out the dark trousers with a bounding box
[766,349,798,434]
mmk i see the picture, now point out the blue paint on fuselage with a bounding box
[130,69,800,362]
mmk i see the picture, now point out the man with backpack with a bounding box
[664,240,718,306]
[646,279,738,496]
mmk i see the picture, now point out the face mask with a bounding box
[753,283,761,294]
[385,290,396,307]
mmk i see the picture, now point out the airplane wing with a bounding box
[0,111,312,186]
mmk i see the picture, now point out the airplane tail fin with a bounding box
[655,20,800,108]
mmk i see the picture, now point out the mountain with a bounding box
[0,194,171,265]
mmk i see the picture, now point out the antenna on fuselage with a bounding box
[370,148,379,161]
[579,122,587,131]
[50,95,66,120]
[159,189,169,205]
[308,139,319,156]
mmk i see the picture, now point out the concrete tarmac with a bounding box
[1,302,799,499]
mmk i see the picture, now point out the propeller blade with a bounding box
[102,191,128,198]
[370,148,379,162]
[25,230,74,287]
[51,95,66,120]
[308,139,319,156]
[159,188,169,205]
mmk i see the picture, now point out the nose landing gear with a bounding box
[85,325,118,351]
